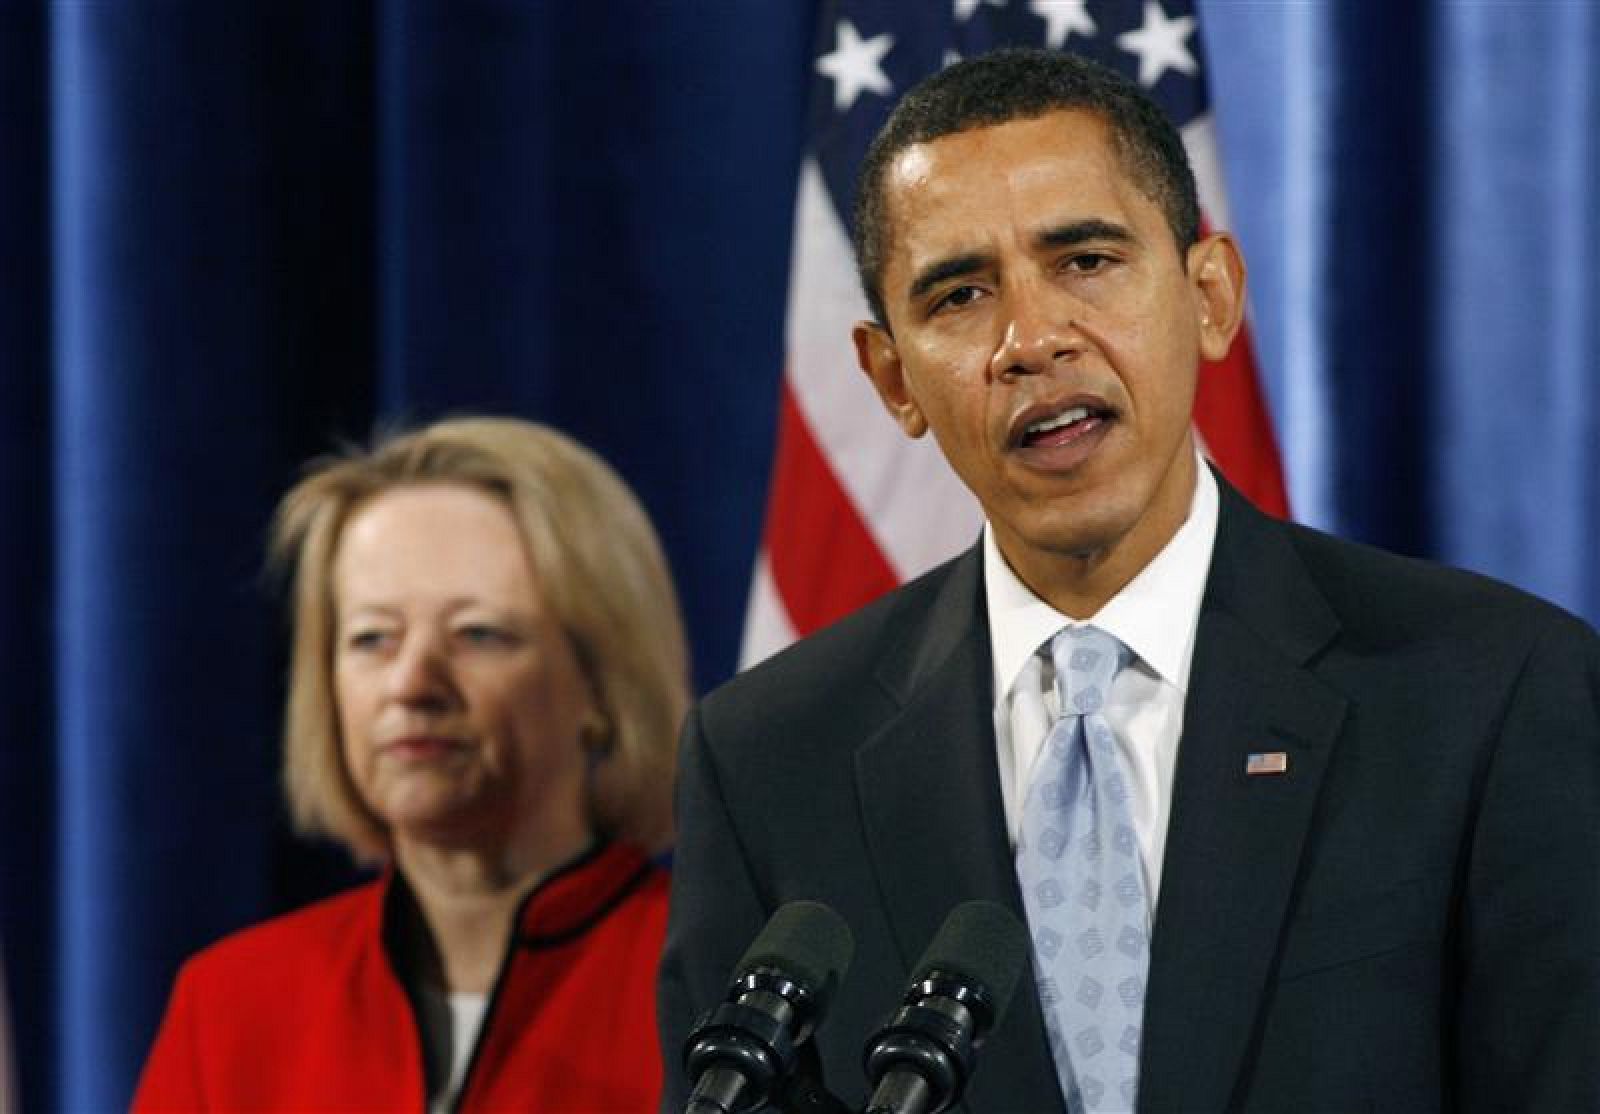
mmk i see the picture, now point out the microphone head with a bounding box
[736,900,855,1018]
[911,900,1028,1030]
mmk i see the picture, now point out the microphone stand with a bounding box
[769,1070,854,1114]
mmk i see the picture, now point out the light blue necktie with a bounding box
[1016,626,1147,1113]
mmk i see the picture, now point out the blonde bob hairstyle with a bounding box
[270,417,690,863]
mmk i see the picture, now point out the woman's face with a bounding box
[331,484,594,861]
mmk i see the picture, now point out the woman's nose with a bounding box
[383,634,455,708]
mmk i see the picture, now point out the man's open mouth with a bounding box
[1019,404,1114,448]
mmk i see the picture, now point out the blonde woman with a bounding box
[136,418,689,1113]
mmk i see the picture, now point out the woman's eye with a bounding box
[346,629,393,652]
[457,624,517,648]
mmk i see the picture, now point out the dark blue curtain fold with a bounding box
[1,3,1595,1110]
[45,7,383,1108]
[370,2,812,686]
[1322,5,1436,555]
[1,5,55,1103]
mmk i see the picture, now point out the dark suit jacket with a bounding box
[659,478,1600,1113]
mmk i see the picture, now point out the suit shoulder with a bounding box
[696,553,968,744]
[1280,517,1595,646]
[709,557,960,702]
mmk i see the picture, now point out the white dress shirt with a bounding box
[985,461,1219,907]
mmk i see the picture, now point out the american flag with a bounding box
[740,0,1288,666]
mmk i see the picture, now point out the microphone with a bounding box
[682,900,854,1114]
[861,900,1028,1114]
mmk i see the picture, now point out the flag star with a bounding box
[954,0,1006,21]
[943,48,963,69]
[1115,0,1198,87]
[1030,0,1096,49]
[816,19,895,112]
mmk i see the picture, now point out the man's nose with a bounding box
[384,633,455,709]
[989,280,1085,379]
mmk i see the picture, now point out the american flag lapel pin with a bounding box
[1246,751,1289,776]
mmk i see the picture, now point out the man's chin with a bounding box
[1004,494,1140,561]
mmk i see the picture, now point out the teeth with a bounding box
[1026,406,1091,436]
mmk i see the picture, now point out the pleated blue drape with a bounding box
[1206,4,1599,620]
[1,3,1595,1109]
[1428,7,1599,619]
[47,9,381,1110]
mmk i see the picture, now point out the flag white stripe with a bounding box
[785,159,982,580]
[737,555,797,669]
[1182,116,1232,231]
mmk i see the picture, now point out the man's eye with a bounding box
[1064,252,1114,275]
[933,285,985,313]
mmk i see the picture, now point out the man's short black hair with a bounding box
[852,47,1201,327]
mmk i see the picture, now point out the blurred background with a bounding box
[1,2,1596,1109]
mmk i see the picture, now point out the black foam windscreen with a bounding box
[736,900,855,1015]
[911,900,1027,1023]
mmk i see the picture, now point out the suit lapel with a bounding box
[855,545,1066,1113]
[1138,480,1348,1114]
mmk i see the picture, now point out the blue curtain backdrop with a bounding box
[0,3,1595,1110]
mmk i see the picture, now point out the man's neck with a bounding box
[996,451,1199,618]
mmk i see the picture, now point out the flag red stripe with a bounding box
[763,378,900,635]
[1195,320,1289,518]
[1190,216,1289,518]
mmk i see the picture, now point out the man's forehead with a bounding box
[884,142,939,194]
[879,110,1138,253]
[885,107,1115,180]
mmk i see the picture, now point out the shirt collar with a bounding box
[984,458,1219,700]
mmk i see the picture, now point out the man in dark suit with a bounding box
[659,49,1600,1113]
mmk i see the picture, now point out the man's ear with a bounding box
[853,320,929,438]
[1186,233,1246,362]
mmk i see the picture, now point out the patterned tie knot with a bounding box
[1049,626,1129,718]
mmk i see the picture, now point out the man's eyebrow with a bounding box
[1037,219,1136,250]
[903,221,1138,305]
[906,252,990,304]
